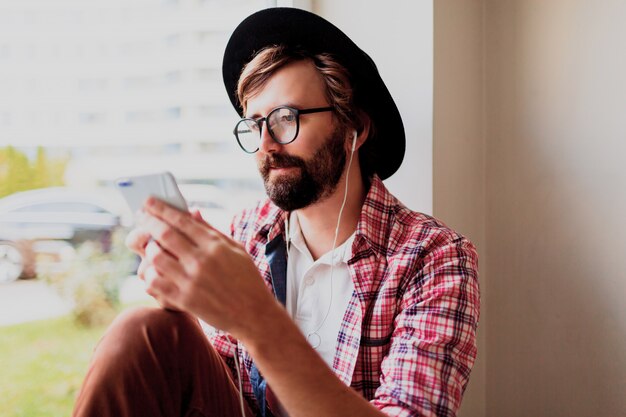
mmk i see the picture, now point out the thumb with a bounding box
[191,208,204,222]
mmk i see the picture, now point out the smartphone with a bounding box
[115,171,188,219]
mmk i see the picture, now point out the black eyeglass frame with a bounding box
[233,105,334,154]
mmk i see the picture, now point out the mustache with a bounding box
[259,153,306,171]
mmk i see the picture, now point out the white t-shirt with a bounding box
[285,212,356,368]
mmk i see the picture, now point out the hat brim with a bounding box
[222,7,405,180]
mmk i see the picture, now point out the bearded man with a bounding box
[73,8,480,417]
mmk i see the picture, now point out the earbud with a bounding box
[351,130,357,153]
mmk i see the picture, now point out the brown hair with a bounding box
[236,45,376,178]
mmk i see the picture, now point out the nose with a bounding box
[258,120,281,154]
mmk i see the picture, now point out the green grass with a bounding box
[0,316,108,417]
[0,299,156,417]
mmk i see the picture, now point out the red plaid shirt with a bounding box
[209,176,480,417]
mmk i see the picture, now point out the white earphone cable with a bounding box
[233,350,247,417]
[306,132,357,346]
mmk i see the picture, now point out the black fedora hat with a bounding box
[222,7,405,180]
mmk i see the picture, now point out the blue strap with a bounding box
[249,234,288,415]
[266,234,288,305]
[249,365,267,417]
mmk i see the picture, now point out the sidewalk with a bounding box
[0,276,149,327]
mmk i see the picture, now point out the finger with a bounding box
[142,213,197,258]
[137,258,149,281]
[145,240,186,279]
[145,197,220,246]
[144,240,160,259]
[191,208,204,222]
[125,227,151,256]
[144,265,179,303]
[143,264,159,293]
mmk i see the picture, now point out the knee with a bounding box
[95,307,203,360]
[112,306,198,335]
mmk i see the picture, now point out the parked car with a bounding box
[0,187,123,283]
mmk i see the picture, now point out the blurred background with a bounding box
[0,1,432,415]
[2,1,626,417]
[0,0,274,287]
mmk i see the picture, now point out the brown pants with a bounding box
[72,306,256,417]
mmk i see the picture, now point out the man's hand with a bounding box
[125,198,387,417]
[128,197,280,340]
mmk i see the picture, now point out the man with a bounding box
[73,8,479,417]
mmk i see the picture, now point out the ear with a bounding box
[351,116,371,152]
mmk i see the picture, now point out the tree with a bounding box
[0,146,68,198]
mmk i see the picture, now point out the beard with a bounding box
[258,126,348,211]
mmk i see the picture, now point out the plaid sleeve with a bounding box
[204,324,239,377]
[372,237,480,417]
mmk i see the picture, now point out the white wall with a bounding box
[313,0,433,214]
[436,1,626,416]
[433,2,486,416]
[484,1,626,415]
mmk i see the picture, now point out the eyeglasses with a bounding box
[233,105,334,153]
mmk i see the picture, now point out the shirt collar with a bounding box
[352,175,399,260]
[254,201,287,243]
[287,211,355,265]
[286,211,306,255]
